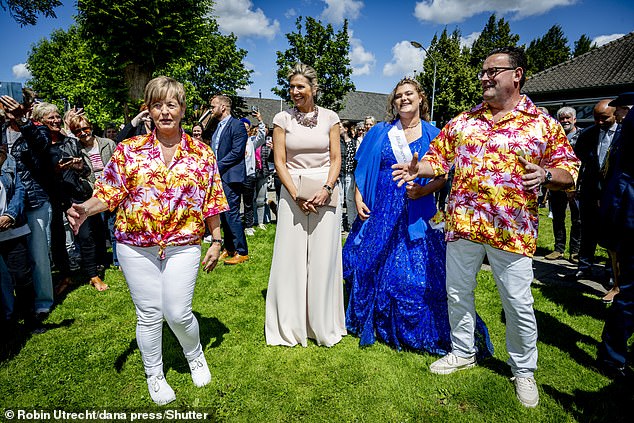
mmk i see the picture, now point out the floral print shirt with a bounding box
[424,95,580,257]
[94,130,228,258]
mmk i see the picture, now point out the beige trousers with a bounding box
[265,168,346,347]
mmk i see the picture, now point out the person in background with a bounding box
[392,46,579,408]
[544,106,582,263]
[265,63,345,347]
[343,77,493,357]
[240,111,266,236]
[0,98,96,296]
[209,94,249,265]
[596,93,634,379]
[69,114,117,277]
[115,105,152,144]
[574,100,620,285]
[254,130,273,229]
[0,140,36,333]
[67,76,228,405]
[191,122,206,145]
[103,123,118,142]
[339,120,357,232]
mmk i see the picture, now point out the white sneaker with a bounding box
[512,376,539,408]
[258,224,267,230]
[429,352,476,375]
[245,227,255,236]
[189,352,211,387]
[146,374,176,405]
[203,235,213,243]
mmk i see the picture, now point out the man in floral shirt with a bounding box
[392,46,579,408]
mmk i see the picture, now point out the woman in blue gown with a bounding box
[343,78,493,358]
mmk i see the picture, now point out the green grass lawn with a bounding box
[1,211,631,422]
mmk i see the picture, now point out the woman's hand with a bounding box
[296,198,318,215]
[405,181,425,200]
[0,95,25,120]
[66,203,88,235]
[308,187,331,208]
[0,215,13,230]
[356,199,371,221]
[131,110,151,127]
[201,243,221,272]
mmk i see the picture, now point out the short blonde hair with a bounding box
[68,115,92,132]
[32,102,60,122]
[144,76,186,108]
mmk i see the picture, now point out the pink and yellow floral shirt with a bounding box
[424,95,580,257]
[94,130,228,257]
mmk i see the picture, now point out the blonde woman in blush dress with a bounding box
[265,63,346,347]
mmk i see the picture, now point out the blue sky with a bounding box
[1,0,633,98]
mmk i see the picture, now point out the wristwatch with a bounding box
[543,170,553,185]
[322,184,333,196]
[16,116,29,127]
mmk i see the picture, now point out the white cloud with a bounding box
[320,0,364,24]
[12,63,31,79]
[593,33,625,47]
[461,31,480,49]
[349,30,375,76]
[414,0,577,24]
[214,0,280,40]
[383,41,426,77]
[237,85,252,96]
[284,8,297,19]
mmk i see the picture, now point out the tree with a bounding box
[274,16,355,112]
[1,0,60,26]
[573,34,596,57]
[27,2,251,125]
[470,14,520,68]
[76,0,212,103]
[419,29,480,126]
[526,25,571,76]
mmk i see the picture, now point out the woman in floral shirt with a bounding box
[67,76,228,405]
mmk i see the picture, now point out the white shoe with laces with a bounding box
[146,374,176,405]
[429,352,476,375]
[189,352,212,387]
[511,376,539,408]
[245,227,255,236]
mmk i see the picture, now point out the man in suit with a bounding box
[574,99,620,281]
[210,95,249,265]
[596,94,634,379]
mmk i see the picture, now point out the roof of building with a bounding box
[523,32,634,99]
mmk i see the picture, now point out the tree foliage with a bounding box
[470,14,520,68]
[26,1,251,126]
[418,29,480,126]
[526,25,571,76]
[274,16,355,112]
[573,34,596,57]
[1,0,60,26]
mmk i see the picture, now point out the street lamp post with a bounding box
[410,41,437,124]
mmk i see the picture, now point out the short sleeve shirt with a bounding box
[94,130,229,256]
[424,95,580,257]
[273,106,340,170]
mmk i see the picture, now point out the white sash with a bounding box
[387,120,413,164]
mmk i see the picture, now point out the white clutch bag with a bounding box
[296,174,339,208]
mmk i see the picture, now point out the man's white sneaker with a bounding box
[512,376,539,408]
[146,374,176,405]
[245,228,255,236]
[189,352,212,387]
[258,224,267,230]
[429,352,476,375]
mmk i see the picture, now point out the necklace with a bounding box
[403,120,421,129]
[292,106,319,128]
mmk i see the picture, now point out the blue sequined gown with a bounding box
[343,134,493,357]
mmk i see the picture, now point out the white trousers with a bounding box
[446,238,538,377]
[117,243,203,377]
